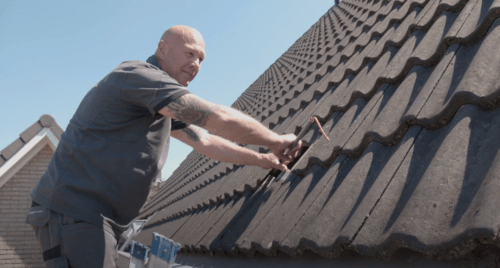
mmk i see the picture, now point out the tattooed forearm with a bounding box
[182,126,203,142]
[166,95,220,127]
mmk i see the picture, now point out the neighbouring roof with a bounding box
[0,114,62,188]
[135,0,500,263]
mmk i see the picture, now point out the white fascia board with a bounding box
[0,128,59,189]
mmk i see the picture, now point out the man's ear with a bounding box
[157,40,169,59]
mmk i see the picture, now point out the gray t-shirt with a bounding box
[31,55,189,227]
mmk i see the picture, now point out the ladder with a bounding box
[128,232,181,268]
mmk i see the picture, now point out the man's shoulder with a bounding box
[113,60,178,85]
[117,60,160,72]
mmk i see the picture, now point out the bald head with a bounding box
[155,26,206,86]
[157,25,205,52]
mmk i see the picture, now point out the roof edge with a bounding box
[0,128,59,190]
[39,114,64,139]
[1,114,63,166]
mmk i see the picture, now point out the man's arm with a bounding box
[159,94,301,161]
[172,125,289,171]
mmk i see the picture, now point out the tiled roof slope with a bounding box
[0,114,63,167]
[136,0,500,261]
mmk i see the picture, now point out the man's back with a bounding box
[31,57,190,227]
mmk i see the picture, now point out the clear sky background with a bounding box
[0,0,335,180]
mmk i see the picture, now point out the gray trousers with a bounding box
[26,203,125,268]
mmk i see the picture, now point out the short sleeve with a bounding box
[171,119,189,130]
[117,61,190,115]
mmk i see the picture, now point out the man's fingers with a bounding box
[259,153,288,172]
[286,140,303,158]
[277,153,292,162]
[270,155,287,172]
[269,134,303,163]
[275,162,288,172]
[271,141,303,163]
[272,156,288,172]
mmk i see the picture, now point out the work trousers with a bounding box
[26,202,125,268]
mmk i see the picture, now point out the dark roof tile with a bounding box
[194,192,254,253]
[282,126,421,258]
[216,175,300,255]
[136,0,500,262]
[237,165,329,256]
[453,0,500,42]
[352,104,500,259]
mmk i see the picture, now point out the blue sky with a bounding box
[0,0,335,180]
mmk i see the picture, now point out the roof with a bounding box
[0,114,62,188]
[135,0,500,263]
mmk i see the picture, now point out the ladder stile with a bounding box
[147,232,181,268]
[129,241,149,268]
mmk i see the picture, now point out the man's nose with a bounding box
[190,59,201,70]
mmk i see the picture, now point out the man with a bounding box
[26,25,302,267]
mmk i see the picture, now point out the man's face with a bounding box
[158,33,205,87]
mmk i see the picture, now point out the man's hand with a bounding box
[256,153,289,172]
[269,134,303,164]
[160,94,303,167]
[172,126,302,172]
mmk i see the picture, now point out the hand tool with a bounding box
[268,116,330,182]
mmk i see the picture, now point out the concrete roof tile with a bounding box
[352,105,500,259]
[136,0,500,262]
[287,127,420,258]
[19,122,43,143]
[196,192,254,253]
[1,138,24,160]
